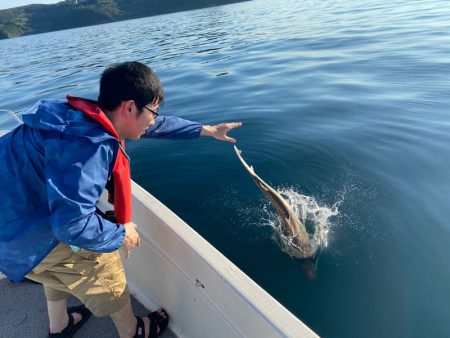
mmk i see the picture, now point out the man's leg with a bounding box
[47,298,82,334]
[110,297,167,338]
[110,298,138,338]
[43,285,84,334]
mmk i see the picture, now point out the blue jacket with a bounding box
[0,99,202,282]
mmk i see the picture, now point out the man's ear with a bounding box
[119,100,134,117]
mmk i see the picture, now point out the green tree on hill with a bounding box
[0,0,248,39]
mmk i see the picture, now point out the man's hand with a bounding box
[121,222,140,258]
[200,122,242,143]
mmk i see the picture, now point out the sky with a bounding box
[0,0,62,10]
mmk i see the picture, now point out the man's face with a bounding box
[127,101,159,140]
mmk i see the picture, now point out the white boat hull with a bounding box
[98,181,319,338]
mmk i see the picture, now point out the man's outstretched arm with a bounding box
[143,115,242,141]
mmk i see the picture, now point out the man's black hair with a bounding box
[98,61,164,112]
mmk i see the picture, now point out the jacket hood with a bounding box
[22,99,117,143]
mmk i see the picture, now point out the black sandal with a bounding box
[134,309,169,338]
[48,304,92,338]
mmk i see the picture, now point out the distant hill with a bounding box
[0,0,249,39]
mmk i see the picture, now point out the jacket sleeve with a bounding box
[143,115,202,139]
[44,132,125,252]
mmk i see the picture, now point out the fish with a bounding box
[234,145,315,259]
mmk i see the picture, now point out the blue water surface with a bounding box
[1,1,450,337]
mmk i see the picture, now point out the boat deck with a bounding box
[0,274,176,338]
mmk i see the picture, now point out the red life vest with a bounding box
[67,95,132,224]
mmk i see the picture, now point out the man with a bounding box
[0,61,241,338]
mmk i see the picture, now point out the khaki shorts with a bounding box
[26,243,129,317]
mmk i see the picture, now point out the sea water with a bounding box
[1,1,450,337]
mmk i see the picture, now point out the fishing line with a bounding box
[0,109,23,125]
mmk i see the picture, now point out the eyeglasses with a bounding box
[143,106,159,118]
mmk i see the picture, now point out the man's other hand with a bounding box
[121,222,140,258]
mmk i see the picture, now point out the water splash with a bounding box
[262,187,340,258]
